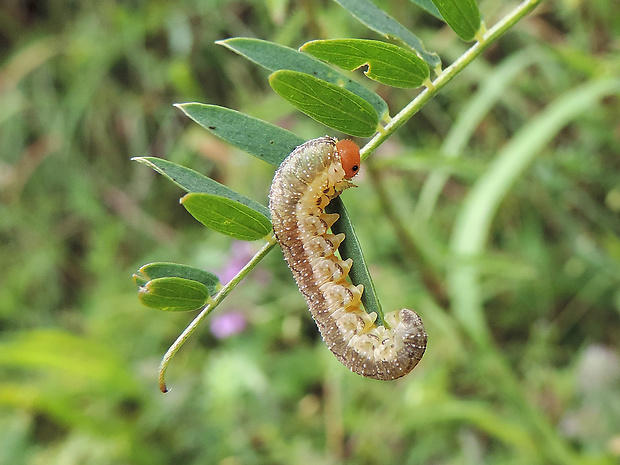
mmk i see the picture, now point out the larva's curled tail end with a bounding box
[396,308,427,370]
[336,139,361,179]
[374,308,427,380]
[337,308,427,381]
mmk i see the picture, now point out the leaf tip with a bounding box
[174,102,203,116]
[174,102,189,113]
[132,270,148,288]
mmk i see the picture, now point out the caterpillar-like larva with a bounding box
[268,136,427,380]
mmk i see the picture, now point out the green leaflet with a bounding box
[430,0,482,41]
[133,262,221,297]
[138,277,210,312]
[218,37,388,119]
[181,193,272,241]
[175,103,304,166]
[301,39,430,88]
[327,197,387,326]
[333,0,441,68]
[132,156,270,219]
[409,0,443,19]
[269,70,379,137]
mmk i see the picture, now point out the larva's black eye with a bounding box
[336,139,361,179]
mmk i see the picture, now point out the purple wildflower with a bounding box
[210,311,247,339]
[219,241,255,283]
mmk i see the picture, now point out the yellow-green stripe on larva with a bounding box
[269,137,427,380]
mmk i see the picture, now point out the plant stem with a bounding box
[158,236,278,392]
[360,0,543,161]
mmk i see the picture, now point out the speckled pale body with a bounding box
[269,137,426,380]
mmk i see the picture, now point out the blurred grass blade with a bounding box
[301,39,430,88]
[415,50,542,223]
[175,103,304,166]
[218,38,389,119]
[181,193,272,241]
[429,0,481,41]
[448,78,620,346]
[410,0,443,19]
[376,149,484,178]
[327,197,386,326]
[138,277,210,312]
[133,157,270,218]
[0,329,139,391]
[269,70,379,137]
[408,399,536,451]
[333,0,441,68]
[133,262,221,296]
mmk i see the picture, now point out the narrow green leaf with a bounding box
[132,156,270,218]
[301,39,429,88]
[175,103,304,166]
[181,193,272,241]
[430,0,481,41]
[269,70,379,137]
[133,262,221,296]
[138,277,210,312]
[218,37,389,119]
[409,0,443,20]
[333,0,441,68]
[327,197,386,326]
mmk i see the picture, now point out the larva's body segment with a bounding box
[269,137,426,380]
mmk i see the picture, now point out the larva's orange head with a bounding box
[336,139,361,179]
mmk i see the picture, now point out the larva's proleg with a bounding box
[268,137,427,380]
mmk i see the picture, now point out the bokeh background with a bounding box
[1,1,619,464]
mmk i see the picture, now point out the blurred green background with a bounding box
[1,1,619,464]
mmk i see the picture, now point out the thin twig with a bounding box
[158,236,278,392]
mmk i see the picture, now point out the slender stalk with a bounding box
[360,0,543,161]
[158,236,278,392]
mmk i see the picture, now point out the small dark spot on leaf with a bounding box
[208,126,216,130]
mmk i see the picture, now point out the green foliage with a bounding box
[409,0,443,19]
[138,277,212,312]
[430,0,482,40]
[301,39,430,88]
[133,156,270,217]
[333,0,441,67]
[269,70,380,136]
[218,37,389,119]
[134,262,221,295]
[2,0,620,464]
[327,198,387,326]
[176,102,304,166]
[181,192,272,241]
